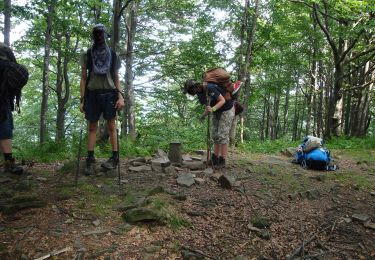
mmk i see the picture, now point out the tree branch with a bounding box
[312,3,339,60]
[118,0,134,18]
[344,45,375,65]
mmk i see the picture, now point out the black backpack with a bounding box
[0,60,29,115]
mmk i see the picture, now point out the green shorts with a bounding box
[211,106,235,144]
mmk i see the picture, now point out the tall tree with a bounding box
[40,0,56,144]
[3,0,11,45]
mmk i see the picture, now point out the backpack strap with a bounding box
[86,48,117,85]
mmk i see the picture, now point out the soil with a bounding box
[0,149,374,259]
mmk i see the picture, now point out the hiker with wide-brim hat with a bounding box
[79,23,124,175]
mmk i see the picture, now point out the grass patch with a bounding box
[328,171,373,191]
[169,215,191,231]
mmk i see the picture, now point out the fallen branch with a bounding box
[181,245,217,260]
[287,223,332,259]
[34,247,71,260]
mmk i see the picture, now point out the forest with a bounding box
[0,0,375,259]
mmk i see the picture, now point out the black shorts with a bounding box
[84,90,117,122]
[0,104,13,140]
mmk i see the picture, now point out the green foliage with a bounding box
[239,138,299,153]
[169,215,191,231]
[327,136,375,150]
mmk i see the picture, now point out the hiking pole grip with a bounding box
[75,120,84,186]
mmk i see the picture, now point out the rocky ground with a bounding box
[0,148,374,259]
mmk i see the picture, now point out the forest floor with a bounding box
[0,147,374,260]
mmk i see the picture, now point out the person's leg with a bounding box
[0,107,23,174]
[216,107,235,167]
[101,91,119,169]
[0,139,12,154]
[87,121,98,152]
[211,114,220,165]
[107,118,117,153]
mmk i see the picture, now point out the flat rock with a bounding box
[370,191,375,196]
[151,158,171,168]
[92,219,101,227]
[194,150,206,155]
[129,165,152,172]
[182,155,193,162]
[218,174,236,189]
[122,207,162,223]
[210,173,222,181]
[132,162,146,167]
[129,157,146,165]
[155,149,168,158]
[364,222,375,230]
[352,213,371,223]
[203,168,213,175]
[177,173,195,187]
[306,189,321,200]
[283,147,297,157]
[164,166,176,175]
[194,178,205,185]
[182,161,205,170]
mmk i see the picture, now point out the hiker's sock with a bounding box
[87,151,94,159]
[112,151,119,160]
[3,153,12,161]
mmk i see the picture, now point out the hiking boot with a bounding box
[101,157,119,170]
[216,156,226,168]
[4,158,24,174]
[232,81,243,95]
[85,157,96,175]
[210,154,219,166]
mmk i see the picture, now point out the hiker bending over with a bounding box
[79,24,124,175]
[183,77,238,168]
[0,42,28,174]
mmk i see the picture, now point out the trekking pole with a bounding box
[205,87,212,168]
[75,118,84,186]
[116,114,121,186]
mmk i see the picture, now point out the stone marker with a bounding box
[177,173,195,187]
[168,142,182,163]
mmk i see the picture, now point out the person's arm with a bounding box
[79,66,87,113]
[206,94,225,113]
[114,71,125,110]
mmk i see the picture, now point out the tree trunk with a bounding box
[260,94,267,141]
[40,0,55,144]
[56,33,71,141]
[292,83,299,141]
[3,0,11,46]
[282,85,290,136]
[123,0,138,140]
[239,0,259,143]
[111,0,121,51]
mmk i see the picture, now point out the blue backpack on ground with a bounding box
[294,136,337,171]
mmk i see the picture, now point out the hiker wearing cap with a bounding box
[183,71,242,168]
[0,42,28,174]
[79,24,124,175]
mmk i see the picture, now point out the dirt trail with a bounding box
[0,149,374,259]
